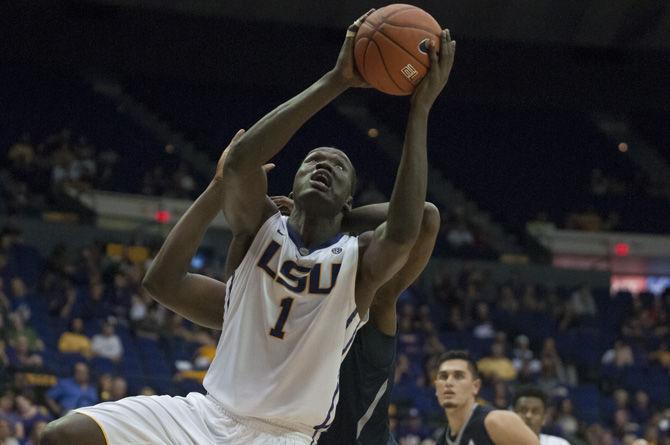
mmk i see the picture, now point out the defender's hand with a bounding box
[214,129,245,182]
[214,129,274,182]
[411,29,456,109]
[270,196,294,216]
[330,9,375,89]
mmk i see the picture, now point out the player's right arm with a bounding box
[355,30,455,317]
[221,10,374,237]
[142,130,260,329]
[485,411,540,445]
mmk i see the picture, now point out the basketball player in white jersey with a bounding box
[41,10,456,445]
[513,387,571,445]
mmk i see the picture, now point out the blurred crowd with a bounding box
[0,131,202,221]
[0,226,668,445]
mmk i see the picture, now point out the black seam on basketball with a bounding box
[370,39,405,93]
[360,37,370,81]
[383,5,421,21]
[375,26,429,70]
[367,5,417,34]
[381,19,441,36]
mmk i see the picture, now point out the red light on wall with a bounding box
[154,210,171,224]
[614,242,630,257]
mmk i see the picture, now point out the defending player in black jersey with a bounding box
[434,351,539,445]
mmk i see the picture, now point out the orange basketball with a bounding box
[354,4,442,96]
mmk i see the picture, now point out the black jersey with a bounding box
[317,322,397,445]
[435,405,496,445]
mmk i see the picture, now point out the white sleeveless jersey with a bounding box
[204,212,366,438]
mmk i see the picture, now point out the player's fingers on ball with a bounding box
[444,28,451,43]
[428,40,439,67]
[349,8,374,33]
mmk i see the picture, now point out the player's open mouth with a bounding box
[310,170,331,191]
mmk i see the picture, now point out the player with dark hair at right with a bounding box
[513,387,571,445]
[433,351,539,445]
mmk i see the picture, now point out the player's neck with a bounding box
[287,210,342,249]
[445,399,476,436]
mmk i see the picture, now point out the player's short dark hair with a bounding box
[437,350,480,379]
[513,386,548,410]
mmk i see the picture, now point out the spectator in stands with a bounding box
[0,418,20,445]
[91,321,123,362]
[512,335,542,383]
[49,282,76,322]
[45,362,98,415]
[57,318,92,358]
[491,380,511,409]
[14,392,51,439]
[6,313,43,352]
[477,341,517,382]
[109,376,127,401]
[171,162,196,198]
[0,392,22,441]
[395,407,430,444]
[631,390,653,426]
[79,279,111,321]
[568,284,597,321]
[602,340,634,368]
[139,386,156,396]
[649,340,670,368]
[555,398,578,438]
[446,220,475,250]
[6,335,43,370]
[97,374,113,402]
[540,338,577,388]
[24,420,46,445]
[612,408,639,440]
[0,280,10,320]
[129,289,166,340]
[109,272,132,320]
[0,340,9,385]
[7,279,31,314]
[472,301,496,339]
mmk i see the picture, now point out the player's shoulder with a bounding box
[483,409,524,433]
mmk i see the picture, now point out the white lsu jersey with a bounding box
[204,212,366,439]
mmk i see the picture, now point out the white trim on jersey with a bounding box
[540,433,571,445]
[356,379,389,439]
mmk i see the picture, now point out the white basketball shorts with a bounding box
[74,392,312,445]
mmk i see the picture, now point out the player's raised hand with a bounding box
[411,29,456,109]
[330,9,375,88]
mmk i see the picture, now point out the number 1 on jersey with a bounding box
[269,297,294,339]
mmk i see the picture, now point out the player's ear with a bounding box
[343,195,353,213]
[473,377,482,396]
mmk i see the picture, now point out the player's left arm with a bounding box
[356,30,455,318]
[485,411,540,445]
